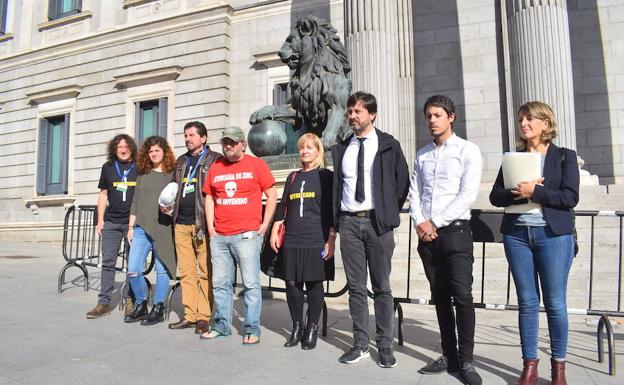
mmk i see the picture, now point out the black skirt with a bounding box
[282,247,335,282]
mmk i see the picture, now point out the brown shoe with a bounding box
[195,320,210,334]
[86,304,112,319]
[515,359,538,385]
[551,358,567,385]
[168,318,196,330]
[123,298,135,317]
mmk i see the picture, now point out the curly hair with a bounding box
[137,136,176,174]
[107,134,137,162]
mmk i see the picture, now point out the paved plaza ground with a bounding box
[0,240,622,385]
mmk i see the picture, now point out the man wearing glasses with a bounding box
[167,121,221,335]
[202,127,277,344]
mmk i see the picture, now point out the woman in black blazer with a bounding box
[489,102,579,385]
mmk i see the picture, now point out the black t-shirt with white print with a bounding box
[98,160,138,224]
[277,168,334,249]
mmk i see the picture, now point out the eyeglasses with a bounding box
[220,138,240,147]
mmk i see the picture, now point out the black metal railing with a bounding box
[59,205,620,375]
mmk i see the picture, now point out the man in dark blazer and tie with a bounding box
[332,91,409,368]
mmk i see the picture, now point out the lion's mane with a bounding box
[288,16,351,135]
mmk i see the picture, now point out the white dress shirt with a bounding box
[341,129,378,212]
[409,133,482,228]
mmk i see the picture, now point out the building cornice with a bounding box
[23,196,77,215]
[123,0,158,8]
[37,11,94,32]
[26,85,82,106]
[113,66,183,89]
[252,51,283,68]
[0,33,14,43]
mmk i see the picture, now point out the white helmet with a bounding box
[159,182,179,209]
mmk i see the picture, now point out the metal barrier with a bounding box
[392,208,622,376]
[59,205,153,295]
[60,205,620,374]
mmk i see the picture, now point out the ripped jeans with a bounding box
[127,226,170,305]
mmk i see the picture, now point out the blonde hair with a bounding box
[297,133,325,169]
[517,101,558,150]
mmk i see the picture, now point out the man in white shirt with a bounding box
[409,95,483,385]
[332,92,409,368]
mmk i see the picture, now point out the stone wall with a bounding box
[0,4,232,241]
[569,0,624,184]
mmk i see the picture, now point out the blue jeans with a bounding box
[210,231,262,336]
[127,226,171,305]
[503,225,574,360]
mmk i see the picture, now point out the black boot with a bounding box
[284,321,304,347]
[140,303,165,326]
[301,323,319,350]
[124,301,148,323]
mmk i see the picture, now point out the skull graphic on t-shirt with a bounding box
[225,181,237,198]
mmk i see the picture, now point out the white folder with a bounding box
[501,152,542,214]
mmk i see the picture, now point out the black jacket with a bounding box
[331,129,410,235]
[489,143,579,235]
[172,146,222,239]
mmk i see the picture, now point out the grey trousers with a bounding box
[98,221,132,305]
[339,214,395,350]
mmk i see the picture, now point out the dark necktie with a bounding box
[355,137,366,203]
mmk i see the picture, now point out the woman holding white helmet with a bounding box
[124,136,177,325]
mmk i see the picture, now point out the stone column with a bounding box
[397,0,415,166]
[344,0,400,139]
[506,0,576,150]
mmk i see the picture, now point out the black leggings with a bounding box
[285,280,324,325]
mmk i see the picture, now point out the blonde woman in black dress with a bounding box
[270,133,336,350]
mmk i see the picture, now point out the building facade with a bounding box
[0,0,623,241]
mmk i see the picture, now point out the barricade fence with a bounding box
[59,205,153,296]
[59,205,620,375]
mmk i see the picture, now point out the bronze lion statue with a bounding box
[249,16,352,150]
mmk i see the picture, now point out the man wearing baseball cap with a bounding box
[202,127,277,344]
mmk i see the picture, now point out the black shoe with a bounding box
[459,362,482,385]
[301,323,319,350]
[419,355,459,374]
[140,303,165,326]
[377,347,397,368]
[284,321,304,347]
[338,346,370,364]
[124,301,148,323]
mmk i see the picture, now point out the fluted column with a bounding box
[397,0,415,166]
[506,0,576,150]
[344,0,400,139]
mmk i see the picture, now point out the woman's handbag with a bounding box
[260,172,297,278]
[276,222,286,249]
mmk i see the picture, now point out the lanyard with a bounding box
[114,161,134,202]
[114,161,134,182]
[185,147,208,183]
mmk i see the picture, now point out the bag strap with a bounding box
[282,171,298,219]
